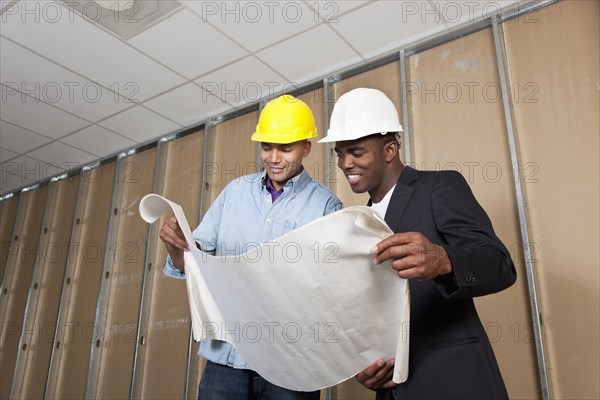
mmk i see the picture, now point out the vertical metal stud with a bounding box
[130,139,166,398]
[491,16,550,400]
[399,49,412,165]
[84,154,125,399]
[322,76,332,191]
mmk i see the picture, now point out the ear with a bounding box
[302,140,312,158]
[384,140,398,162]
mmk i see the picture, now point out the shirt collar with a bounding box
[260,166,310,193]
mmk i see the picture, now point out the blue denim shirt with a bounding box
[163,168,342,369]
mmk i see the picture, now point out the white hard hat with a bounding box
[318,88,403,143]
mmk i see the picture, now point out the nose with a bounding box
[267,149,280,164]
[338,154,353,170]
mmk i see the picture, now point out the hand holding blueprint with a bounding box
[140,194,409,391]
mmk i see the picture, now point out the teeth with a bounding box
[347,174,359,180]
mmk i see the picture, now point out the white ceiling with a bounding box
[0,0,519,195]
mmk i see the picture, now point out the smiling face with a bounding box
[334,134,401,202]
[261,140,311,191]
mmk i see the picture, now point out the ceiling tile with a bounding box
[143,83,230,126]
[28,142,97,168]
[332,0,447,58]
[0,155,60,187]
[61,125,137,157]
[181,0,321,51]
[308,0,372,20]
[0,121,53,153]
[0,147,19,163]
[257,25,362,84]
[434,0,519,27]
[0,89,90,139]
[1,0,186,102]
[129,9,247,79]
[195,57,288,107]
[1,37,133,122]
[98,106,182,143]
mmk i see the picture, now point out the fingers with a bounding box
[356,359,396,391]
[372,232,452,280]
[159,216,188,251]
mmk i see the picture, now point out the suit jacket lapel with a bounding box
[384,166,417,231]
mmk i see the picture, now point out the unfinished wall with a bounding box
[503,1,600,398]
[45,162,115,400]
[0,1,597,399]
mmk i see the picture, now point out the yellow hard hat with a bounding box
[251,95,317,144]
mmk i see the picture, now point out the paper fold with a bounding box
[140,193,409,391]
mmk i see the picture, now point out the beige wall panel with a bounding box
[409,29,539,399]
[332,62,402,210]
[94,149,157,399]
[204,112,259,210]
[11,176,80,399]
[0,185,48,400]
[136,131,205,400]
[298,88,329,185]
[504,1,600,398]
[45,162,115,400]
[0,194,20,284]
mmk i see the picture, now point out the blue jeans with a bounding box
[198,361,321,400]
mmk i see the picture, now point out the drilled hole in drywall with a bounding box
[56,341,60,349]
[22,343,27,351]
[139,336,145,345]
[113,208,118,215]
[66,277,71,285]
[147,263,152,271]
[44,227,48,234]
[76,218,81,225]
[14,235,18,241]
[33,283,38,290]
[105,271,110,279]
[96,339,101,348]
[205,182,209,191]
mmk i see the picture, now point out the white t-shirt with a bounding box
[370,184,396,220]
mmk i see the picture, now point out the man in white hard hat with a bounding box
[319,88,516,399]
[160,95,342,400]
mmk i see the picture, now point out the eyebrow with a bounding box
[336,145,367,153]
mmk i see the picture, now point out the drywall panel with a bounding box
[0,194,20,284]
[332,61,402,210]
[10,176,80,399]
[504,1,600,398]
[298,88,329,186]
[203,112,259,212]
[0,185,48,400]
[88,148,157,399]
[409,28,539,399]
[45,162,115,400]
[133,130,205,400]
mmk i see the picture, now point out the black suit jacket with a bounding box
[378,166,516,400]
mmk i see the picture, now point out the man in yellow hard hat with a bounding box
[160,95,342,400]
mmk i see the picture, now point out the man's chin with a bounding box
[347,181,368,194]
